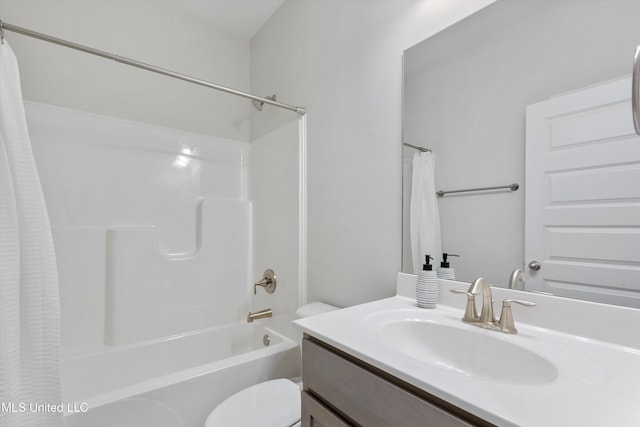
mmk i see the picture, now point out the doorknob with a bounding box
[528,261,541,271]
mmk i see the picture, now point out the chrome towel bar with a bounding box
[403,143,432,153]
[436,183,519,197]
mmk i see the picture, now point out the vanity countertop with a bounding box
[295,273,640,427]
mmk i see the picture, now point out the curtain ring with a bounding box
[0,21,5,45]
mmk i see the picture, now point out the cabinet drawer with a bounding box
[302,338,480,427]
[302,391,352,427]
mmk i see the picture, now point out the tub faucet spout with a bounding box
[247,308,272,323]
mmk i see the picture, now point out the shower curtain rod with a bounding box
[0,20,306,115]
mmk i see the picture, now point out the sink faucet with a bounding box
[467,277,496,325]
[451,278,536,334]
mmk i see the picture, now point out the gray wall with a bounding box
[0,0,251,141]
[403,0,640,286]
[251,0,493,307]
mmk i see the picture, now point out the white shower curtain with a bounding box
[0,41,63,426]
[410,151,441,274]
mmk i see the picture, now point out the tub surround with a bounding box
[24,102,304,426]
[26,101,252,355]
[295,273,640,426]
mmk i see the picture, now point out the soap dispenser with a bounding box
[416,255,438,309]
[437,253,459,280]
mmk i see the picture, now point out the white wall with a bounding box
[250,0,494,307]
[250,117,302,339]
[0,0,251,141]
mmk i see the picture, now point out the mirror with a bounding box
[402,0,640,307]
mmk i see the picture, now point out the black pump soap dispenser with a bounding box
[416,255,438,308]
[423,255,433,270]
[437,253,459,280]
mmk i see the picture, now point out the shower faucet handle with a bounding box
[254,269,277,295]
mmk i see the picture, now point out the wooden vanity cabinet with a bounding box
[301,336,494,427]
[301,391,351,427]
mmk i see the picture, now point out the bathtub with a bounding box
[63,322,300,427]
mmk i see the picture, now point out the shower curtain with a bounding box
[0,41,63,426]
[410,151,441,274]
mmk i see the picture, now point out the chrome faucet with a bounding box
[247,308,272,323]
[450,277,535,334]
[508,268,527,290]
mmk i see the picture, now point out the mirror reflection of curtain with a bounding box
[410,151,441,274]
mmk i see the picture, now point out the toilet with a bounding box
[204,302,339,427]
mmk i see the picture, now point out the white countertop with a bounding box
[295,273,640,427]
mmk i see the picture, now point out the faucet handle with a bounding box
[254,269,277,294]
[498,299,536,334]
[449,289,478,322]
[505,299,536,307]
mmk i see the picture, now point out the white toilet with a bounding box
[204,302,338,427]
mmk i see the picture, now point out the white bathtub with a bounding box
[63,322,299,427]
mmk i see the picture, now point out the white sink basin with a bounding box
[373,316,558,385]
[295,284,639,427]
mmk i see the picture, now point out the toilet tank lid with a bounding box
[295,302,339,319]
